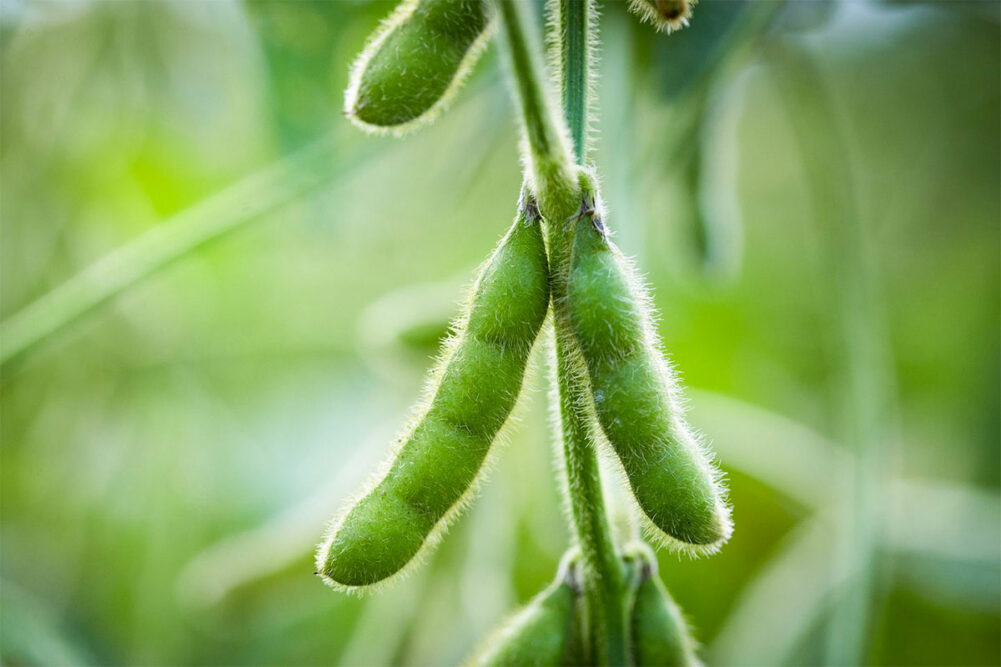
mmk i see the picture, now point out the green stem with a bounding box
[554,1,628,664]
[496,0,555,163]
[494,0,576,220]
[559,0,590,163]
[495,1,626,662]
[548,235,629,666]
[492,0,624,660]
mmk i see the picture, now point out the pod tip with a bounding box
[627,0,697,34]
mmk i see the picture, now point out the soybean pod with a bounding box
[566,195,731,552]
[627,0,696,33]
[631,567,700,666]
[317,195,549,590]
[345,0,492,132]
[471,553,580,667]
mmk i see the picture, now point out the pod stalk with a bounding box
[494,0,578,222]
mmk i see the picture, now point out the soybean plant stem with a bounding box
[548,232,629,666]
[494,0,576,217]
[495,0,626,662]
[554,1,629,664]
[559,0,590,162]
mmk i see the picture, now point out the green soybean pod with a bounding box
[566,207,732,553]
[471,553,579,667]
[631,568,701,666]
[627,0,695,33]
[345,0,492,133]
[317,196,549,590]
[619,542,700,667]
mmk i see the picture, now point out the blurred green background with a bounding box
[1,1,998,665]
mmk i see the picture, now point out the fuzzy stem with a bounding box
[559,0,590,162]
[494,0,576,220]
[549,238,629,666]
[553,1,629,664]
[495,1,626,662]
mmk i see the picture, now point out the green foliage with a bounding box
[567,207,731,552]
[3,1,997,666]
[317,198,549,590]
[345,0,493,133]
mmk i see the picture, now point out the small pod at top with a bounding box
[345,0,492,133]
[470,552,579,667]
[566,204,732,553]
[627,0,696,33]
[317,196,549,590]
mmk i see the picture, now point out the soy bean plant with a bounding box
[316,1,730,664]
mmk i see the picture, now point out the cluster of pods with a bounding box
[315,0,727,664]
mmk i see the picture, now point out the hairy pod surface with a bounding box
[620,543,700,667]
[472,555,579,666]
[345,0,492,132]
[627,0,696,33]
[631,572,700,665]
[317,202,549,589]
[566,212,732,552]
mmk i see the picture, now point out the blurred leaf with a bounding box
[0,133,384,371]
[0,581,94,666]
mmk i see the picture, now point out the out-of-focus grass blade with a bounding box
[175,424,387,608]
[0,132,381,372]
[894,556,1001,614]
[711,489,999,667]
[710,517,837,665]
[640,1,785,282]
[0,580,94,666]
[768,32,895,665]
[690,389,847,508]
[693,389,999,555]
[693,388,999,614]
[355,278,462,383]
[337,567,432,666]
[886,479,1000,568]
[889,478,1001,612]
[0,68,510,374]
[693,80,747,284]
[647,0,753,100]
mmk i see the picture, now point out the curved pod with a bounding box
[345,0,492,132]
[566,214,731,552]
[317,201,549,589]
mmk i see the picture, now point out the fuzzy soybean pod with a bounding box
[345,0,492,132]
[627,0,696,33]
[471,554,580,667]
[317,198,549,590]
[566,210,732,552]
[631,571,701,667]
[621,543,701,667]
